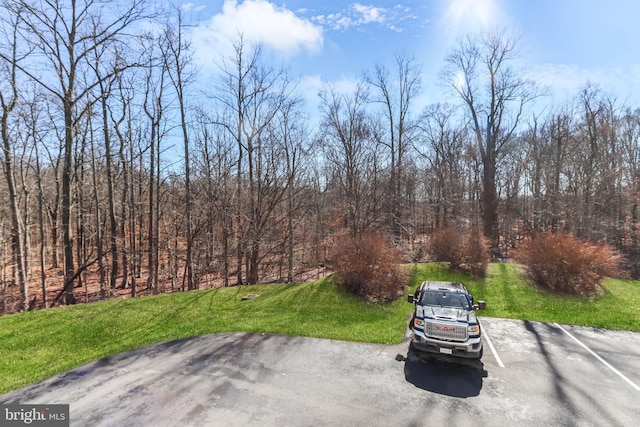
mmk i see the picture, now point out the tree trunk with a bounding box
[34,140,48,308]
[61,100,76,304]
[99,85,119,293]
[1,106,28,311]
[481,154,499,250]
[89,118,107,297]
[0,16,29,310]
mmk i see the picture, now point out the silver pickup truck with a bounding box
[407,281,486,359]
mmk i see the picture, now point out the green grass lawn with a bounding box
[0,275,411,395]
[1,262,638,395]
[410,262,640,331]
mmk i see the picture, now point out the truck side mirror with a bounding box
[407,294,415,303]
[474,301,486,310]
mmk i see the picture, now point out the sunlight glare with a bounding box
[454,70,466,92]
[445,0,497,32]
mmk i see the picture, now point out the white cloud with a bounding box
[191,0,323,67]
[181,2,206,13]
[526,63,640,107]
[353,3,386,24]
[329,75,361,96]
[312,3,389,31]
[527,64,587,100]
[299,74,361,105]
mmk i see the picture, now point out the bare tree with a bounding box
[88,41,131,295]
[619,107,640,276]
[162,9,196,290]
[0,2,29,310]
[87,103,107,296]
[416,103,467,229]
[266,96,311,283]
[212,36,289,285]
[141,29,171,294]
[443,28,537,253]
[192,107,235,286]
[366,52,421,236]
[319,83,378,237]
[572,84,623,240]
[522,108,575,234]
[212,36,255,285]
[23,92,50,308]
[9,0,150,304]
[109,67,138,293]
[75,104,91,301]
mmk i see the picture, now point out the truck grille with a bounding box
[425,321,468,341]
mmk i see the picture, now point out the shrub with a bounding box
[329,232,408,301]
[428,227,464,268]
[427,227,489,277]
[515,233,626,296]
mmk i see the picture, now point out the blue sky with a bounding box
[183,0,640,113]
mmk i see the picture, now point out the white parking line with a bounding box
[554,323,640,392]
[483,327,505,368]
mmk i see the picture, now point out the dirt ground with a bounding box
[0,266,331,316]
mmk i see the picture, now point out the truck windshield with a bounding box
[419,291,469,309]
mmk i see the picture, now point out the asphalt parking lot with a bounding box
[1,318,639,426]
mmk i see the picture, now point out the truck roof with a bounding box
[420,281,467,293]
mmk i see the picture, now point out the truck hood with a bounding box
[417,305,477,323]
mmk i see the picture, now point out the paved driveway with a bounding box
[1,318,639,426]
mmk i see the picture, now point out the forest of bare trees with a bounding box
[1,1,639,313]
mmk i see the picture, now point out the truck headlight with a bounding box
[414,318,425,329]
[468,325,480,336]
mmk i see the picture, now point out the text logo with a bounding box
[1,405,69,426]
